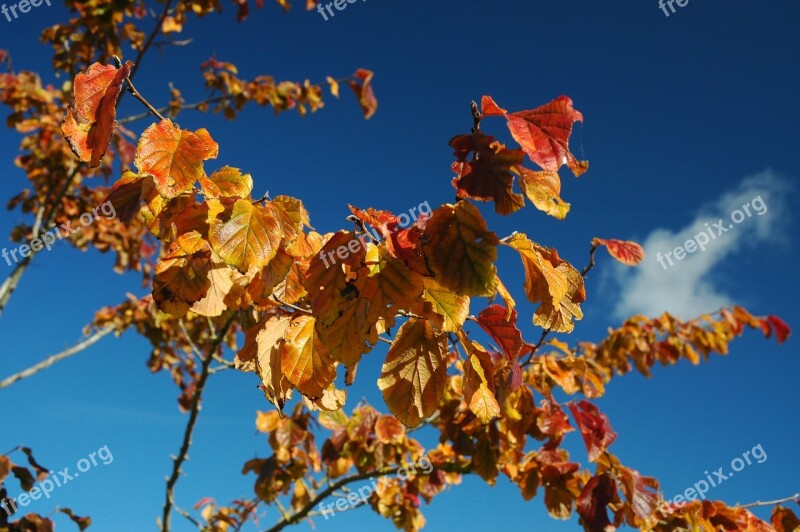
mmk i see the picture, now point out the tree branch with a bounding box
[736,492,800,509]
[263,463,472,532]
[0,167,80,315]
[161,312,237,532]
[0,326,114,390]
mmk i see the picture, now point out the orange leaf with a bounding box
[764,315,791,344]
[281,314,336,398]
[62,61,131,167]
[348,68,378,119]
[135,119,219,198]
[592,237,645,266]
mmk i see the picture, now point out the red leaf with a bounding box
[765,315,791,344]
[450,132,525,215]
[577,473,617,532]
[568,400,617,462]
[476,304,525,359]
[482,95,588,176]
[592,238,646,266]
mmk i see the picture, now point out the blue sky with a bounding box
[1,0,798,530]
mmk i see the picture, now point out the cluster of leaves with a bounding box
[65,56,796,531]
[0,448,90,532]
[191,308,794,532]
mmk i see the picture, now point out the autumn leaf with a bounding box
[377,318,448,427]
[103,171,147,222]
[199,166,253,198]
[422,201,499,297]
[506,233,586,333]
[281,314,336,399]
[348,69,377,119]
[592,237,645,266]
[413,277,470,333]
[515,167,571,219]
[208,198,282,273]
[482,95,588,176]
[576,473,617,532]
[375,415,406,443]
[135,119,219,198]
[476,304,525,359]
[460,333,500,424]
[450,132,525,215]
[568,400,617,462]
[253,314,294,410]
[763,315,791,344]
[153,232,212,316]
[62,61,131,167]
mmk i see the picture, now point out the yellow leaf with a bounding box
[377,319,448,427]
[209,199,281,272]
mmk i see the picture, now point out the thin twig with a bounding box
[161,313,237,532]
[736,492,800,509]
[0,326,114,390]
[114,56,166,122]
[118,95,230,124]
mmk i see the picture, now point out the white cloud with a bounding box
[612,171,792,320]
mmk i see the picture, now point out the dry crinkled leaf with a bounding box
[209,198,281,272]
[506,233,585,333]
[422,201,499,297]
[135,119,219,198]
[254,314,294,410]
[62,61,131,167]
[377,318,448,427]
[592,237,645,266]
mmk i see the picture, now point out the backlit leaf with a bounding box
[209,198,281,272]
[377,319,448,427]
[135,119,219,198]
[62,61,131,167]
[281,314,336,398]
[592,237,645,266]
[422,201,499,297]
